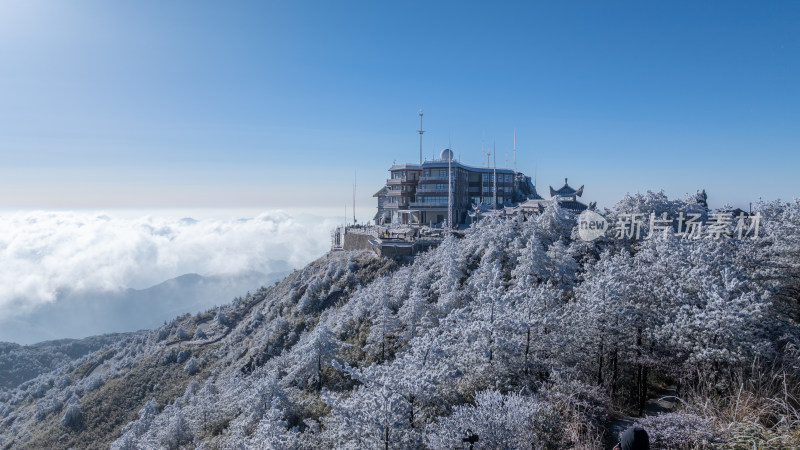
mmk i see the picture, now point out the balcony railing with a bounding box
[416,187,449,193]
[409,202,449,208]
[419,175,450,181]
[387,178,418,185]
[384,202,410,208]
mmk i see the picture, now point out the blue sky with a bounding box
[1,1,798,215]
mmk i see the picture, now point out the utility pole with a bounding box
[493,143,497,209]
[448,137,453,230]
[353,171,357,224]
[418,110,424,164]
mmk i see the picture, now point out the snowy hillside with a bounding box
[1,194,798,449]
[0,333,139,391]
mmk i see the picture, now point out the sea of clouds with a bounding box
[0,210,338,322]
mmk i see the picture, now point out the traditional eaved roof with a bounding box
[555,199,588,212]
[373,186,389,197]
[549,178,584,198]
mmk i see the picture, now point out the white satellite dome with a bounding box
[440,148,454,161]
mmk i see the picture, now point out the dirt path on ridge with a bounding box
[606,385,679,448]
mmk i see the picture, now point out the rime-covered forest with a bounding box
[1,192,799,449]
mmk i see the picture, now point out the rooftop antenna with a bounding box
[505,147,508,169]
[353,170,357,224]
[418,109,424,165]
[481,131,485,167]
[493,142,497,209]
[448,136,453,230]
[513,129,517,173]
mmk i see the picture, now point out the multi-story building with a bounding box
[374,148,540,226]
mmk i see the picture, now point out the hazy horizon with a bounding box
[0,208,341,344]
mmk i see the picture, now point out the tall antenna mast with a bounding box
[418,109,424,164]
[513,129,517,173]
[493,142,497,209]
[481,131,485,167]
[448,136,453,230]
[353,170,357,224]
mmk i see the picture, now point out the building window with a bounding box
[424,169,430,177]
[439,169,447,177]
[421,196,448,204]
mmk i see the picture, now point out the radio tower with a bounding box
[418,109,424,164]
[493,142,498,209]
[448,136,453,230]
[353,171,357,224]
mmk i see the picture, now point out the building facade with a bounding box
[374,149,540,226]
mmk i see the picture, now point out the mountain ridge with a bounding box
[0,195,798,449]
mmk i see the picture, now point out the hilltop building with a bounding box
[548,178,589,212]
[514,178,590,214]
[374,148,540,226]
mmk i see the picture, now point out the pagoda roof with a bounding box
[555,199,588,212]
[549,178,584,198]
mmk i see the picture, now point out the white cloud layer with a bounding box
[0,210,337,319]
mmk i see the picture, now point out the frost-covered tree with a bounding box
[425,390,561,449]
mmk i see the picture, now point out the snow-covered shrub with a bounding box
[54,375,71,389]
[175,324,191,340]
[82,373,105,392]
[35,395,63,421]
[193,327,207,340]
[111,398,160,450]
[156,326,170,341]
[184,357,199,376]
[636,413,719,449]
[60,400,82,428]
[426,390,561,449]
[177,350,191,364]
[28,379,49,399]
[157,408,192,449]
[215,308,232,327]
[161,348,178,365]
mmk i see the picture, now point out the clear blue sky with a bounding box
[1,0,798,215]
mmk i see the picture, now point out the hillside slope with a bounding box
[0,195,798,449]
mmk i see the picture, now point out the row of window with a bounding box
[391,171,419,180]
[392,168,514,183]
[482,174,513,182]
[418,196,449,204]
[394,169,514,180]
[418,196,509,205]
[471,196,510,204]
